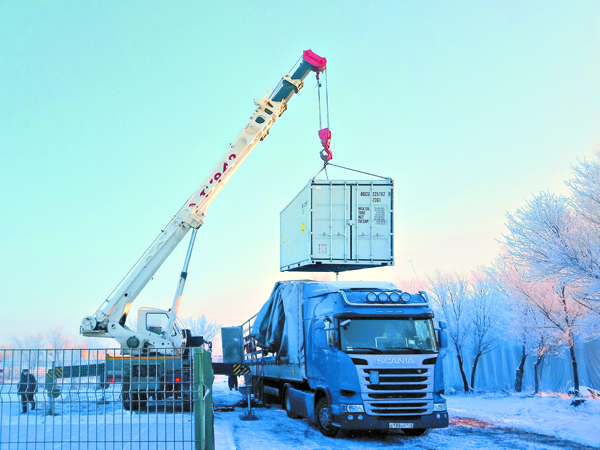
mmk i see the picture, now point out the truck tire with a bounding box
[122,392,131,411]
[283,388,301,419]
[131,393,147,411]
[138,393,148,411]
[315,398,342,438]
[403,428,428,436]
[122,384,131,411]
[130,393,139,411]
[182,396,193,412]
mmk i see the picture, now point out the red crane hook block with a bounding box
[319,128,332,162]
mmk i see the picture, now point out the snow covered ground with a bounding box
[2,376,597,448]
[446,391,600,448]
[212,377,600,449]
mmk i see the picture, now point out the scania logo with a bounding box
[376,357,415,365]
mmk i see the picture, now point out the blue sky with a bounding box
[1,1,599,345]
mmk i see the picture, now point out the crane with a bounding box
[80,50,327,351]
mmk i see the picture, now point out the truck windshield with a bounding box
[340,318,437,354]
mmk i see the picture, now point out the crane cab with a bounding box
[137,307,184,345]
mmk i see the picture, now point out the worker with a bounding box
[228,374,238,391]
[17,369,37,413]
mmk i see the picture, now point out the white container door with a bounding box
[310,183,350,261]
[353,183,393,261]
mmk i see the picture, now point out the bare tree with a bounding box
[428,272,472,392]
[181,314,221,342]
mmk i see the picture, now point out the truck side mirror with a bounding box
[437,329,448,349]
[439,320,448,330]
[315,329,327,348]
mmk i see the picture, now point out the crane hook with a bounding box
[318,128,332,162]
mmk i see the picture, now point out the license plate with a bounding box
[389,423,414,429]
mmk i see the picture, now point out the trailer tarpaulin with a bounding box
[251,281,304,364]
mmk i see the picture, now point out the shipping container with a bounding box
[280,179,394,272]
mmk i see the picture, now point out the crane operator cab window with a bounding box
[146,313,173,336]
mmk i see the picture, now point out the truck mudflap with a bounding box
[336,411,449,431]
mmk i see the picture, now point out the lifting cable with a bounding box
[312,162,390,182]
[316,68,332,164]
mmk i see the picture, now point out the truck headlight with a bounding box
[433,403,447,412]
[341,404,365,413]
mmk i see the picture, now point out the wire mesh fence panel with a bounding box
[0,348,212,450]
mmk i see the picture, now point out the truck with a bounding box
[243,280,449,437]
[75,50,328,408]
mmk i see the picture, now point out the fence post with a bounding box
[193,348,214,450]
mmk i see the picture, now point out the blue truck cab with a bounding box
[244,280,449,437]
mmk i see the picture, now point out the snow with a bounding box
[2,376,597,448]
[446,391,600,448]
[214,377,600,449]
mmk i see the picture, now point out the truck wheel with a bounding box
[315,398,342,438]
[138,393,148,411]
[122,383,131,411]
[403,428,428,436]
[122,392,131,411]
[283,389,301,419]
[182,397,193,412]
[130,393,139,411]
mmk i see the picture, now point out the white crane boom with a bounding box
[80,50,327,350]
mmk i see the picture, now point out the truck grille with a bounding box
[355,362,434,417]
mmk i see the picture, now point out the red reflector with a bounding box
[109,378,115,383]
[175,377,181,383]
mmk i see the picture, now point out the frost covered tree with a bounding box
[496,248,587,393]
[501,152,600,394]
[504,191,579,282]
[467,272,504,390]
[181,314,221,342]
[46,326,74,350]
[504,186,600,317]
[428,272,472,392]
[567,149,600,230]
[565,150,600,313]
[493,255,561,393]
[8,332,45,349]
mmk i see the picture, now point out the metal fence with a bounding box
[0,348,214,449]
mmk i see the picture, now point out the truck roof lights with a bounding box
[378,293,389,302]
[400,293,411,303]
[367,293,378,302]
[389,293,400,302]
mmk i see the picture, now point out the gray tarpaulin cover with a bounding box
[251,281,305,364]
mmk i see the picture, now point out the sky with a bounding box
[1,1,599,348]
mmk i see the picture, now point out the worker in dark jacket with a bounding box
[228,374,238,391]
[17,369,37,413]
